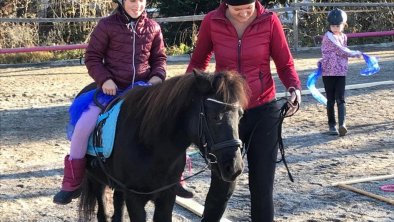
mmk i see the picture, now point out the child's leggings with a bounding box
[69,103,102,160]
[322,76,346,105]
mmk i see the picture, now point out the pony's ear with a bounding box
[193,69,212,94]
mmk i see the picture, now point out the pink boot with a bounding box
[53,155,86,204]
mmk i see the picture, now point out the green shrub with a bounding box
[166,43,192,56]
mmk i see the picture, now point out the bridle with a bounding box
[197,98,243,169]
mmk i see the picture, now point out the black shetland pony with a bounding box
[79,70,249,222]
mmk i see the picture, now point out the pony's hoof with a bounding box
[53,189,81,205]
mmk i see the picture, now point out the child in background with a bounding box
[320,8,362,136]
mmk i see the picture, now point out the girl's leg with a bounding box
[323,76,338,135]
[335,76,347,136]
[54,104,102,205]
[176,154,194,198]
[69,104,102,159]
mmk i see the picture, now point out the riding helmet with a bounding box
[225,0,256,6]
[327,8,347,25]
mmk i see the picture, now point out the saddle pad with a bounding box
[87,100,124,158]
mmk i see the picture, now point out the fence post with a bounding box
[292,0,299,52]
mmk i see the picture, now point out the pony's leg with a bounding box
[96,184,108,222]
[111,189,124,222]
[202,173,236,222]
[124,195,148,222]
[153,192,176,222]
[79,176,107,222]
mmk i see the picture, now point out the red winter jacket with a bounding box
[85,10,166,90]
[187,1,301,109]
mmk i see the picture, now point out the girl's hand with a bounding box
[102,79,118,95]
[148,76,163,85]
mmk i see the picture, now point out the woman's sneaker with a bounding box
[338,125,348,136]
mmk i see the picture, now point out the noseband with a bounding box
[198,98,243,167]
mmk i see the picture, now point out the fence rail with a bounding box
[0,8,293,23]
[0,44,87,54]
[1,2,393,24]
[0,2,393,52]
[292,2,394,7]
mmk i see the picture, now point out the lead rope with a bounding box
[277,101,297,182]
[242,99,298,182]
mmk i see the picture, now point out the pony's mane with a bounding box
[121,71,249,144]
[210,70,249,106]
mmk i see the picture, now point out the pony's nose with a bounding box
[227,164,243,181]
[222,156,244,181]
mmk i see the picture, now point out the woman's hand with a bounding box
[148,76,163,85]
[287,87,301,117]
[102,79,118,95]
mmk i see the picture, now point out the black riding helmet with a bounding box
[327,8,347,25]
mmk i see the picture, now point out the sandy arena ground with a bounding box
[0,46,393,221]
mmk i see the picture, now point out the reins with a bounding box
[241,98,298,182]
[90,155,209,195]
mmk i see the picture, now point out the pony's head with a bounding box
[122,69,249,182]
[186,69,249,182]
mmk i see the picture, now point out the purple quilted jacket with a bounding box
[320,32,357,76]
[84,10,167,89]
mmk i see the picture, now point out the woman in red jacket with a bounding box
[53,0,168,204]
[186,0,301,221]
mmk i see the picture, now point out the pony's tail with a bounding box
[78,176,98,221]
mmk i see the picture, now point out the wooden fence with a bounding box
[1,2,393,52]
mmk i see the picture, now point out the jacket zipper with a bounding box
[131,23,137,87]
[129,21,137,86]
[237,39,241,73]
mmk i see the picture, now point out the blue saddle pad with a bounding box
[87,100,124,158]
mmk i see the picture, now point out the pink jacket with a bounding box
[186,1,301,109]
[320,32,357,76]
